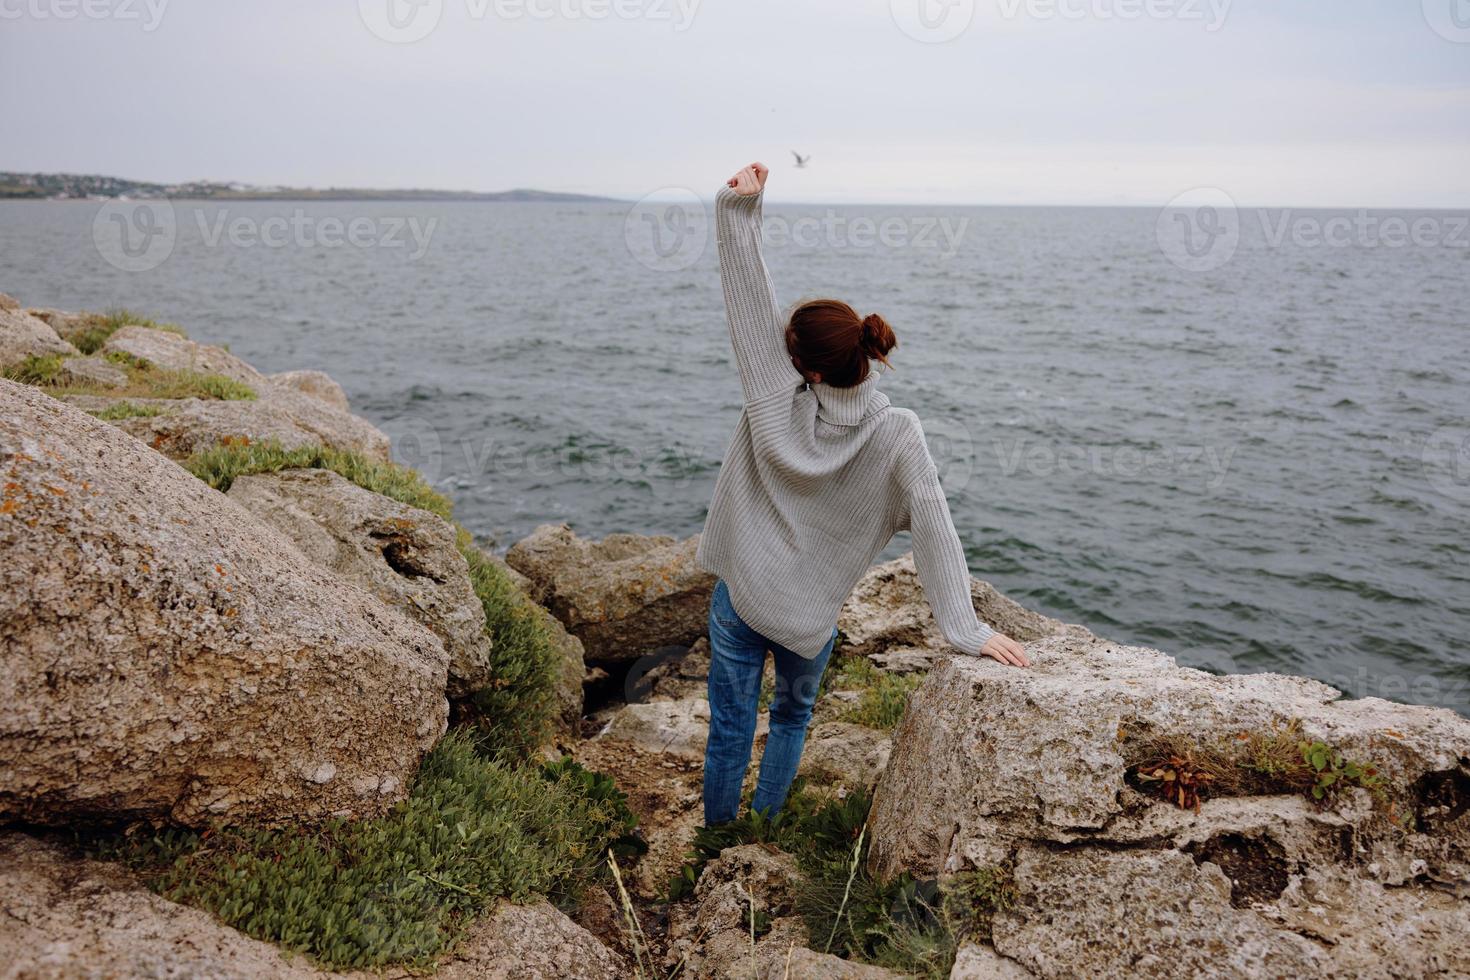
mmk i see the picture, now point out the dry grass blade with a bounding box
[824,824,866,954]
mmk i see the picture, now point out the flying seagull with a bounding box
[791,151,811,169]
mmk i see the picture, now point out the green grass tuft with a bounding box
[455,534,562,758]
[828,656,925,731]
[71,310,187,355]
[182,441,453,517]
[99,733,637,970]
[86,401,165,420]
[2,353,66,386]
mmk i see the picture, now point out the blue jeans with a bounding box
[703,579,837,826]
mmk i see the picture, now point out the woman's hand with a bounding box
[726,162,769,197]
[980,633,1030,667]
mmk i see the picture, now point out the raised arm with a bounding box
[903,447,1030,667]
[716,162,803,402]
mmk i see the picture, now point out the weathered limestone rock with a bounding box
[992,847,1325,978]
[798,721,893,790]
[63,388,392,461]
[0,833,329,978]
[506,523,715,663]
[0,291,18,311]
[840,554,1073,671]
[23,306,90,343]
[272,368,351,411]
[0,381,448,827]
[390,900,628,980]
[666,845,903,979]
[0,306,75,369]
[949,943,1034,979]
[867,629,1470,978]
[102,323,267,386]
[76,326,392,460]
[227,468,493,699]
[598,698,720,760]
[56,354,128,388]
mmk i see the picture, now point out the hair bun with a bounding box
[860,313,897,364]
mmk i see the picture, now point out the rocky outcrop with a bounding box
[798,721,893,791]
[402,900,628,980]
[0,291,18,311]
[271,369,352,411]
[598,698,719,760]
[102,323,267,386]
[0,833,627,980]
[52,326,394,460]
[23,306,91,344]
[0,381,448,827]
[665,845,903,979]
[506,523,715,663]
[0,833,330,978]
[839,554,1071,671]
[867,630,1470,978]
[227,468,493,699]
[0,306,75,369]
[56,354,128,388]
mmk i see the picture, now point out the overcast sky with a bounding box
[2,0,1468,206]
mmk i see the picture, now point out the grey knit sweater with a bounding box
[695,185,997,660]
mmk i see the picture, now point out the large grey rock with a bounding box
[25,307,93,345]
[798,721,893,790]
[0,307,75,369]
[839,554,1072,671]
[56,354,128,388]
[598,698,722,760]
[0,833,331,978]
[392,900,627,980]
[271,369,351,411]
[226,468,493,699]
[949,943,1034,979]
[0,381,448,827]
[992,847,1325,978]
[102,323,266,386]
[78,326,391,460]
[63,388,392,461]
[867,629,1470,978]
[506,523,715,663]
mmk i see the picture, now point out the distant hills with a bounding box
[0,171,616,203]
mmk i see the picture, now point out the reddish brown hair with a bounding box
[784,299,897,388]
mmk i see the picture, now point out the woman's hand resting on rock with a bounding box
[726,162,768,196]
[981,633,1030,667]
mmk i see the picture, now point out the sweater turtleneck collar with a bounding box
[812,364,888,426]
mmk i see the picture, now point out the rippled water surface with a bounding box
[3,199,1467,713]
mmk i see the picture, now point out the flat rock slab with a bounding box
[0,307,74,369]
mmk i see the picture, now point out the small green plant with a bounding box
[2,353,66,385]
[540,757,646,862]
[98,732,634,970]
[842,671,924,731]
[71,310,187,354]
[86,401,165,420]
[1299,739,1386,803]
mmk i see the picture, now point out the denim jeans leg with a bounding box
[750,628,837,817]
[702,581,768,826]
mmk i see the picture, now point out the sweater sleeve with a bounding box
[906,466,997,657]
[715,185,804,402]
